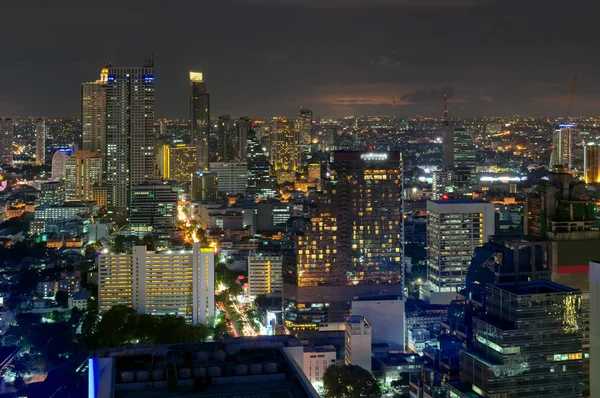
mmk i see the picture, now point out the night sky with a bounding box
[2,0,599,118]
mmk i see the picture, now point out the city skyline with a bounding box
[2,0,600,118]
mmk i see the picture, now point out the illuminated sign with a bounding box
[360,153,388,161]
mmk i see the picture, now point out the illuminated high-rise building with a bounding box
[104,63,156,213]
[190,71,210,170]
[525,171,600,395]
[296,107,313,146]
[0,118,14,166]
[98,242,215,325]
[209,162,248,195]
[551,123,575,170]
[425,199,495,304]
[65,150,102,201]
[247,130,276,199]
[448,280,583,398]
[191,171,219,201]
[81,68,107,162]
[129,181,179,244]
[584,142,600,184]
[270,118,299,173]
[218,115,236,161]
[452,128,477,197]
[159,143,196,182]
[35,119,46,165]
[236,117,252,161]
[284,151,403,329]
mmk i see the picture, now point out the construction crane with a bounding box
[566,75,578,122]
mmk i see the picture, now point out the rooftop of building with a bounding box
[429,199,488,205]
[72,290,91,300]
[91,336,318,398]
[347,315,368,324]
[303,345,336,353]
[491,280,577,295]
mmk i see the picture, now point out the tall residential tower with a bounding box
[104,63,156,213]
[0,118,14,166]
[190,72,210,170]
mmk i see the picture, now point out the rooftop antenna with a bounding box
[443,94,449,126]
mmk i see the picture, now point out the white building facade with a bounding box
[98,243,215,325]
[344,315,372,372]
[425,199,495,304]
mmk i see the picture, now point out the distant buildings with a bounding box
[236,117,252,161]
[270,118,300,178]
[97,243,215,325]
[35,119,46,165]
[296,107,313,146]
[65,150,102,201]
[218,115,236,161]
[345,315,372,372]
[0,118,14,166]
[190,71,210,170]
[424,199,495,304]
[551,123,574,170]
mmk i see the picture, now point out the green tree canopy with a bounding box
[322,365,381,398]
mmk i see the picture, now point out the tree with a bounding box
[135,314,157,343]
[55,290,69,308]
[154,315,188,344]
[94,305,138,348]
[322,365,381,398]
[189,324,211,342]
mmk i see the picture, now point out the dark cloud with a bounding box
[0,0,599,118]
[401,87,455,104]
[241,0,490,7]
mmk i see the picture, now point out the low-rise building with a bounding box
[69,290,91,310]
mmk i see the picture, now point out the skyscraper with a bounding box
[237,117,252,161]
[105,63,156,213]
[0,118,14,166]
[296,107,313,146]
[35,119,46,165]
[270,118,300,178]
[284,151,403,329]
[584,142,600,184]
[247,130,276,199]
[81,68,108,162]
[218,115,236,161]
[452,128,477,197]
[448,281,583,398]
[65,150,102,201]
[551,123,575,170]
[425,199,495,304]
[190,71,210,170]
